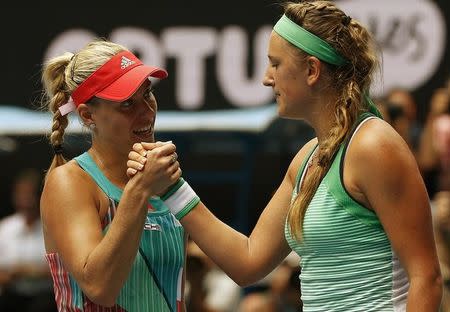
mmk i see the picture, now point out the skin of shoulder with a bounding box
[344,118,425,210]
[40,160,108,256]
[344,118,442,309]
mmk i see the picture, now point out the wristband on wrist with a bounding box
[161,178,200,219]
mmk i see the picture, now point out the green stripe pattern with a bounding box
[285,115,409,311]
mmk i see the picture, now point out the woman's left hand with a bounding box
[127,141,177,178]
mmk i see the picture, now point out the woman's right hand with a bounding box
[127,141,181,196]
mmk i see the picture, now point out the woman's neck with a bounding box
[308,95,339,145]
[89,143,129,188]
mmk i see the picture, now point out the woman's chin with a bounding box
[133,132,154,143]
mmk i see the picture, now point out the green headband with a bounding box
[273,14,347,66]
[273,14,383,119]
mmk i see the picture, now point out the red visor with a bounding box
[71,51,168,106]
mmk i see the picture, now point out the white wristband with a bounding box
[161,178,200,219]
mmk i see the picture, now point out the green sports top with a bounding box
[46,152,185,312]
[285,113,409,312]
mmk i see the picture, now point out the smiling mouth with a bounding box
[133,124,153,136]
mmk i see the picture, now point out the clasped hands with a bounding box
[127,141,181,196]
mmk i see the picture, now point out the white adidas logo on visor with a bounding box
[120,56,135,69]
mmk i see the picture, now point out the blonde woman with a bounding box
[40,39,185,311]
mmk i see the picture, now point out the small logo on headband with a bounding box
[121,56,135,69]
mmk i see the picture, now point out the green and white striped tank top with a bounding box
[285,113,409,312]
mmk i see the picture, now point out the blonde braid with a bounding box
[41,52,74,177]
[48,91,69,171]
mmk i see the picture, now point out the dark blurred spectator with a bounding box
[385,87,422,153]
[417,84,450,197]
[374,97,412,148]
[386,87,418,124]
[270,252,302,312]
[237,291,278,312]
[186,239,241,312]
[373,97,390,122]
[421,81,450,312]
[238,252,302,312]
[0,168,56,312]
[432,191,450,312]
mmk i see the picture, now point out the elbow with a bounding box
[235,279,255,288]
[227,258,266,287]
[429,267,444,296]
[81,279,120,308]
[231,272,260,288]
[432,273,444,299]
[410,268,444,302]
[84,284,119,307]
[234,277,250,288]
[429,274,444,306]
[79,263,122,307]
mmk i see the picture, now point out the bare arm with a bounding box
[41,143,179,306]
[178,139,317,286]
[349,120,442,311]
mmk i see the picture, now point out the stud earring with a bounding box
[88,123,96,130]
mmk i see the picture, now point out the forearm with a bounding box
[181,203,262,286]
[80,182,149,305]
[406,276,443,312]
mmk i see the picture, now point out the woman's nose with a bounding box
[262,74,274,87]
[262,67,274,87]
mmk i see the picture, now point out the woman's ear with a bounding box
[306,56,321,86]
[77,103,95,126]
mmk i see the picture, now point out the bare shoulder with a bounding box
[348,117,415,168]
[41,160,107,252]
[41,160,100,216]
[43,160,95,195]
[346,117,423,204]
